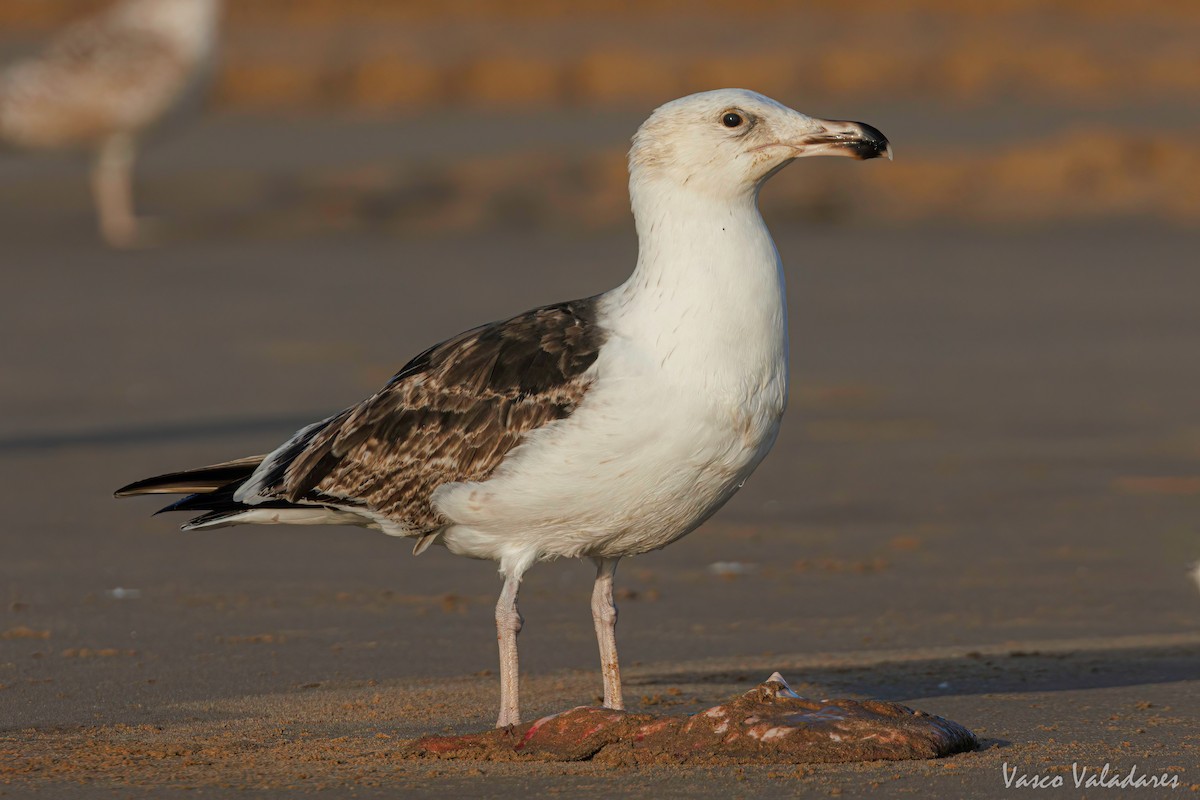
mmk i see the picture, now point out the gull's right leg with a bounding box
[591,556,624,710]
[495,571,523,728]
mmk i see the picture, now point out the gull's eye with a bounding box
[721,112,744,128]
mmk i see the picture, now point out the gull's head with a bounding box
[629,88,891,198]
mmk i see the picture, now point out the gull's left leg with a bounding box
[590,556,624,710]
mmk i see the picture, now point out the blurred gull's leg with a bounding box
[92,133,140,248]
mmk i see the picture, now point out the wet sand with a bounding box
[1,119,1198,796]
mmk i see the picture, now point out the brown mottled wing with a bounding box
[248,299,604,534]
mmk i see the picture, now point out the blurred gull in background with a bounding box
[0,0,221,248]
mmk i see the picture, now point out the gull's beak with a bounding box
[773,118,893,161]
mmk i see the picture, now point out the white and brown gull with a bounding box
[0,0,220,247]
[116,89,891,728]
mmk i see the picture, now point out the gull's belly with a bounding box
[588,403,783,557]
[435,367,786,565]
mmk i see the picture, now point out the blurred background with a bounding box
[1,2,1198,793]
[1,0,1198,235]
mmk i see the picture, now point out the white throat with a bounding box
[607,175,789,392]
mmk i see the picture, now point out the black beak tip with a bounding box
[850,122,891,160]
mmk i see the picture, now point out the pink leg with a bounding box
[494,571,523,727]
[591,557,624,710]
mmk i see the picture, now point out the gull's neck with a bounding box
[607,176,788,385]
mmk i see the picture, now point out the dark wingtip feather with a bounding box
[154,493,207,514]
[114,476,186,498]
[114,455,266,499]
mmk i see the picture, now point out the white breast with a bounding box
[435,190,789,575]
